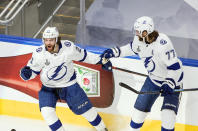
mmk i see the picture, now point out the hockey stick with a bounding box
[102,55,147,77]
[119,82,198,94]
[112,67,148,77]
[119,82,160,94]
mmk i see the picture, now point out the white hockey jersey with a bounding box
[27,40,101,88]
[112,33,183,87]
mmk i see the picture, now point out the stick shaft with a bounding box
[112,67,147,77]
[174,88,198,92]
[119,82,160,94]
[119,82,198,94]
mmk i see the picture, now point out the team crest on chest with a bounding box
[144,56,156,73]
[47,63,67,81]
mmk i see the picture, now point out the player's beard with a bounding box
[46,44,55,52]
[138,36,151,44]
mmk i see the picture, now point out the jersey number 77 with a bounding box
[166,49,175,60]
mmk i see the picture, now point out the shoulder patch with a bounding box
[64,41,71,47]
[36,47,43,52]
[160,39,167,45]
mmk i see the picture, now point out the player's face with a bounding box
[142,31,148,37]
[136,30,151,44]
[44,38,56,52]
[135,30,148,38]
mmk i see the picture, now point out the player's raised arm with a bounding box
[100,42,137,60]
[64,41,112,71]
[74,45,101,64]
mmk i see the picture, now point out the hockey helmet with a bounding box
[42,27,59,42]
[133,16,154,37]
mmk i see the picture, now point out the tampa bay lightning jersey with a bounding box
[27,40,101,88]
[112,33,183,87]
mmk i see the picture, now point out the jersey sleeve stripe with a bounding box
[32,70,40,75]
[112,47,121,57]
[69,72,76,82]
[178,72,184,82]
[117,47,121,57]
[79,49,87,62]
[115,46,121,57]
[153,79,163,85]
[167,62,181,70]
[166,78,176,87]
[130,41,138,55]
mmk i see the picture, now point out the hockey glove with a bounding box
[102,60,112,71]
[97,56,112,71]
[20,66,32,80]
[100,49,114,59]
[161,83,173,96]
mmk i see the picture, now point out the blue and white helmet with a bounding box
[133,16,154,37]
[42,27,59,42]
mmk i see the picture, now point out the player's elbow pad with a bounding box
[20,66,32,81]
[111,47,121,57]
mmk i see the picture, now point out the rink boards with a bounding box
[1,35,198,131]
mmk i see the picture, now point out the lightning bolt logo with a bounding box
[144,56,155,73]
[144,56,152,68]
[48,63,67,81]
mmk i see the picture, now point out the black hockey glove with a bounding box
[100,49,114,59]
[102,60,112,71]
[97,57,112,71]
[161,83,173,96]
[20,66,32,80]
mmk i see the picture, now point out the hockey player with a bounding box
[101,16,183,131]
[20,27,109,131]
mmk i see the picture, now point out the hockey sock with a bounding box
[161,127,174,131]
[130,120,144,129]
[82,107,106,130]
[161,109,176,131]
[41,107,65,131]
[130,108,147,130]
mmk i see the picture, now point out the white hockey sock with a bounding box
[161,109,176,130]
[82,107,106,131]
[41,107,65,131]
[56,126,65,131]
[130,108,148,130]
